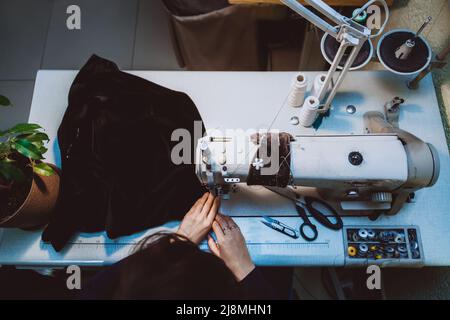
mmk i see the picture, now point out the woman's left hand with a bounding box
[177,193,220,244]
[208,214,255,282]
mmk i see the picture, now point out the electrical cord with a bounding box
[294,272,319,300]
[321,267,338,299]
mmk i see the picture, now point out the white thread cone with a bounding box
[299,96,320,127]
[287,73,308,108]
[311,73,329,100]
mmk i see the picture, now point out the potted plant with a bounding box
[0,94,60,229]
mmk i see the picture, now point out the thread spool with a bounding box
[287,73,308,108]
[352,8,368,24]
[311,74,329,100]
[298,96,320,127]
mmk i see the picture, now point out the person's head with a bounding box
[113,232,238,299]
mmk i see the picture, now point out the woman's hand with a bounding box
[177,193,220,244]
[208,214,255,282]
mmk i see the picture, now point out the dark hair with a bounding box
[112,233,239,299]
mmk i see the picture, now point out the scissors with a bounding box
[261,216,299,239]
[265,186,343,241]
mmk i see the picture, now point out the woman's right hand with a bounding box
[207,214,255,282]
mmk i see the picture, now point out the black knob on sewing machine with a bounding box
[348,152,364,166]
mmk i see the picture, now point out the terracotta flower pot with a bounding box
[0,164,60,230]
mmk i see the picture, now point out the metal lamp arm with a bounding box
[304,0,348,26]
[281,0,339,37]
[282,0,377,112]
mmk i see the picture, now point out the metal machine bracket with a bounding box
[384,97,405,128]
[281,0,372,112]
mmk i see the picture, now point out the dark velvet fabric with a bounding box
[42,55,205,251]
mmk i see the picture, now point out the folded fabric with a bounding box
[163,3,265,71]
[42,55,205,251]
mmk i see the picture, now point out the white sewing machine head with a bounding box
[195,112,439,216]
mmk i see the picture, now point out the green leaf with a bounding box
[34,144,48,154]
[18,132,50,143]
[12,139,43,160]
[16,132,49,154]
[33,162,54,177]
[28,141,47,155]
[0,95,11,107]
[4,123,42,135]
[0,160,26,182]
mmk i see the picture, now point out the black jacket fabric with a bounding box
[42,55,205,251]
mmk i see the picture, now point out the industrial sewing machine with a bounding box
[197,107,439,218]
[195,0,441,218]
[195,109,440,217]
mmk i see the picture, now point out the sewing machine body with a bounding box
[196,113,440,216]
[289,135,407,189]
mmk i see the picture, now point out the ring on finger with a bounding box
[222,226,238,232]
